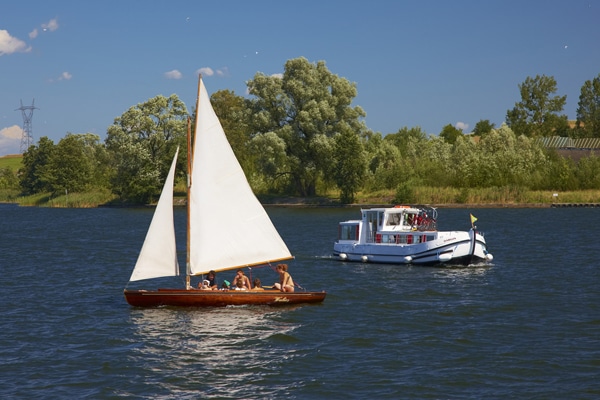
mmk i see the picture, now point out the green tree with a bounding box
[248,131,289,193]
[480,125,518,187]
[0,167,18,190]
[361,132,400,191]
[384,127,430,188]
[384,126,427,156]
[19,136,56,194]
[414,135,452,187]
[393,180,417,204]
[108,141,161,203]
[506,74,568,137]
[439,124,463,144]
[540,151,576,191]
[473,119,495,137]
[332,124,366,203]
[574,154,600,189]
[247,57,366,196]
[105,94,188,203]
[46,134,99,194]
[361,130,383,151]
[452,123,548,189]
[576,73,600,137]
[367,139,403,190]
[451,135,481,187]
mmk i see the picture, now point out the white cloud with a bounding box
[0,19,59,57]
[164,69,182,79]
[49,71,72,83]
[0,30,31,56]
[0,125,23,155]
[42,18,59,32]
[0,125,22,140]
[455,121,469,132]
[215,67,229,77]
[197,67,214,77]
[196,66,229,78]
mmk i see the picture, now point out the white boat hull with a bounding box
[332,206,493,266]
[334,230,490,266]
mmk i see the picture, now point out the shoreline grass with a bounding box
[2,185,600,208]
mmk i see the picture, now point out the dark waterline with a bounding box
[1,204,599,399]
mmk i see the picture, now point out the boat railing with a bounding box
[375,232,436,244]
[416,219,437,231]
[376,217,437,235]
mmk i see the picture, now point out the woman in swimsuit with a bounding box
[273,264,294,292]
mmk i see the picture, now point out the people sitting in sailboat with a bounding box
[252,278,264,291]
[221,280,230,290]
[235,280,246,290]
[198,270,218,290]
[232,269,252,290]
[273,264,295,293]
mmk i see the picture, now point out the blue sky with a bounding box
[1,0,599,156]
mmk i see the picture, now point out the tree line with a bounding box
[5,57,600,204]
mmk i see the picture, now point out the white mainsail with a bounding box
[189,78,292,275]
[129,147,180,281]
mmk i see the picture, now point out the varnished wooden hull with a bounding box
[124,288,327,308]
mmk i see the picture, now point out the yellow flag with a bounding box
[470,214,478,225]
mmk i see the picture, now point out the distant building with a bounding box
[539,136,600,162]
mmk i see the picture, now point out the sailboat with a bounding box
[124,76,326,307]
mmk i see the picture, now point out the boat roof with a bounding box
[360,205,421,213]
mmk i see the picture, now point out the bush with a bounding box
[394,181,416,204]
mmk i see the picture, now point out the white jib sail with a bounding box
[189,78,292,275]
[129,147,180,281]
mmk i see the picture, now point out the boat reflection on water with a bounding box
[128,306,302,396]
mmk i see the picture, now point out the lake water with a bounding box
[1,203,599,399]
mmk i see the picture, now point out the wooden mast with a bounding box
[186,75,202,290]
[185,115,192,290]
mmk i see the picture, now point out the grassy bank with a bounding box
[0,154,22,171]
[350,186,600,207]
[6,189,117,208]
[2,186,600,208]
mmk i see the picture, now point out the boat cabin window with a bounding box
[363,210,383,228]
[403,212,417,228]
[339,223,359,240]
[363,210,384,243]
[384,234,397,243]
[386,213,401,226]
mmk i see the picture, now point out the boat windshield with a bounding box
[387,213,401,226]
